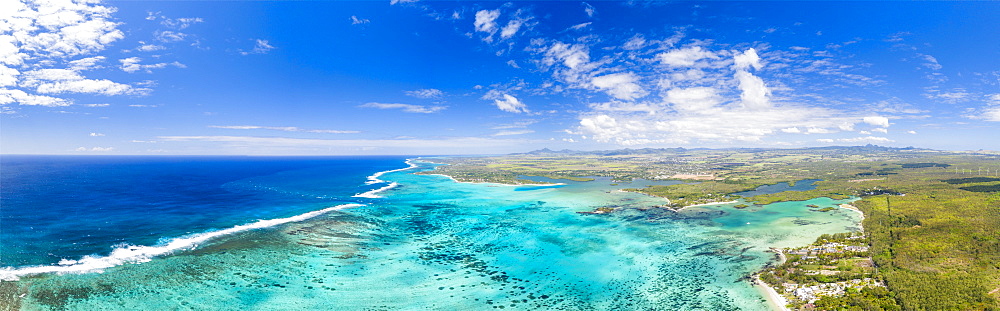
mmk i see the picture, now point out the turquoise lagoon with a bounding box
[5,159,860,310]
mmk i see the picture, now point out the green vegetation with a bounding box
[428,146,1000,309]
[759,232,896,310]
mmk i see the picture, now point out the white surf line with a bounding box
[364,159,419,185]
[352,182,399,198]
[0,203,363,281]
[354,159,421,198]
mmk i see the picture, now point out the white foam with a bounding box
[353,182,399,199]
[364,159,418,185]
[355,159,419,198]
[0,203,363,281]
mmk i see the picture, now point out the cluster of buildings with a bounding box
[785,242,870,259]
[783,278,884,303]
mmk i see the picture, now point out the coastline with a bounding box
[755,274,791,311]
[754,202,868,310]
[838,203,866,232]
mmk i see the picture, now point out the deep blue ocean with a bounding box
[0,155,407,267]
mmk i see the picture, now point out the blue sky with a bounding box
[2,1,999,155]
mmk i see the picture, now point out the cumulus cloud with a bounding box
[863,116,890,127]
[405,88,444,98]
[733,49,771,110]
[0,89,71,106]
[573,48,888,146]
[209,125,359,134]
[500,19,523,39]
[360,102,446,113]
[491,94,528,113]
[90,132,105,136]
[658,46,718,67]
[20,68,143,96]
[590,72,646,101]
[0,0,147,108]
[474,10,500,34]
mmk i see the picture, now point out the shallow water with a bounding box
[5,159,859,310]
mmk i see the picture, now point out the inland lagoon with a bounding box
[1,157,860,310]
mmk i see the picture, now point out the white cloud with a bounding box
[622,34,646,50]
[970,93,1000,121]
[492,129,534,136]
[21,68,142,95]
[872,128,888,133]
[0,89,71,106]
[917,53,942,70]
[590,101,658,115]
[240,39,274,55]
[474,10,500,34]
[389,0,419,4]
[733,48,763,71]
[658,46,718,67]
[590,72,647,101]
[67,56,105,71]
[405,88,443,98]
[90,132,105,136]
[862,116,890,127]
[209,125,359,134]
[119,57,185,73]
[4,0,124,60]
[664,87,722,112]
[569,22,591,31]
[907,130,918,134]
[160,17,203,30]
[155,30,187,42]
[75,146,114,152]
[136,44,165,52]
[360,102,446,113]
[500,19,523,39]
[0,0,145,108]
[492,94,528,113]
[833,136,893,143]
[924,88,971,104]
[781,127,801,133]
[544,42,590,70]
[732,49,771,110]
[492,120,536,129]
[350,16,370,25]
[582,2,596,17]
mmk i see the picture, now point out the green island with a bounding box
[423,145,1000,310]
